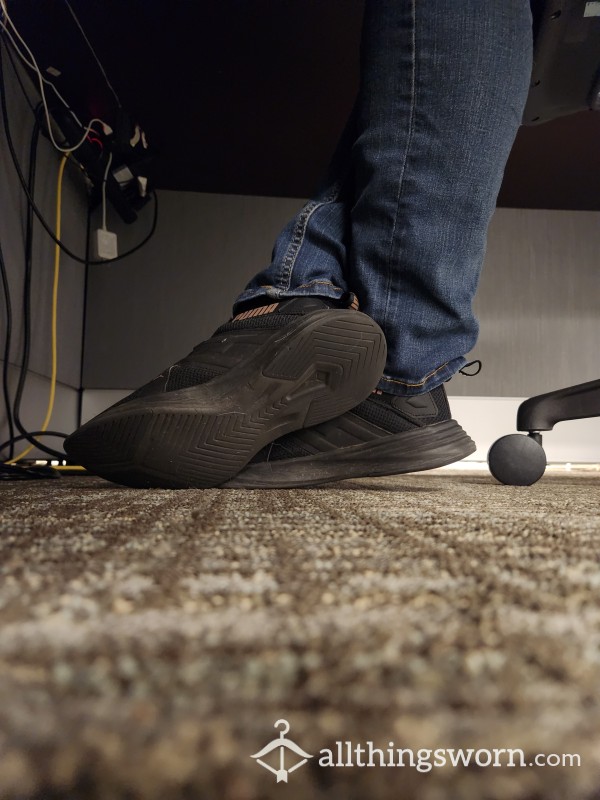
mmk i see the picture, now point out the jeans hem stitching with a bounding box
[277,181,342,292]
[380,360,451,389]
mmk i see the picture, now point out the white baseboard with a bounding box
[80,390,600,466]
[450,396,600,464]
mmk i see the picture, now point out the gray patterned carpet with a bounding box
[0,470,599,800]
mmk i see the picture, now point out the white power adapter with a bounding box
[94,228,118,261]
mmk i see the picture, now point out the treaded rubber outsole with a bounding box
[223,420,477,488]
[64,310,387,488]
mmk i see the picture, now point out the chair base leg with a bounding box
[517,379,600,432]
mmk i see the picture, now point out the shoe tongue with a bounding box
[231,296,341,323]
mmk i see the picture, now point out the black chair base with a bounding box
[487,379,600,485]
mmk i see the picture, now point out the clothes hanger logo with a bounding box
[250,719,313,783]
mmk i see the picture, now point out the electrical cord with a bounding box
[0,238,15,460]
[0,111,154,464]
[63,0,122,109]
[0,463,62,480]
[2,32,37,117]
[4,36,72,150]
[3,107,68,461]
[5,154,69,465]
[0,18,157,466]
[5,108,64,460]
[4,107,55,458]
[0,40,158,265]
[0,16,85,132]
[0,0,109,154]
[0,430,66,458]
[101,151,113,231]
[76,206,92,430]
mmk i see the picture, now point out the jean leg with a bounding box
[233,106,358,311]
[349,0,533,395]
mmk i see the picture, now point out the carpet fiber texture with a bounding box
[0,470,599,800]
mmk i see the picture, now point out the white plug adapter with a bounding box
[94,229,118,261]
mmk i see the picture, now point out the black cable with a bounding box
[0,430,67,459]
[0,41,155,462]
[9,107,65,460]
[0,239,15,460]
[3,37,71,148]
[2,34,38,117]
[0,39,158,266]
[77,205,92,428]
[0,35,156,463]
[63,0,122,110]
[1,463,62,481]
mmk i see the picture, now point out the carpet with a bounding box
[0,470,599,800]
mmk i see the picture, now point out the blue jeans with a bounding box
[234,0,533,396]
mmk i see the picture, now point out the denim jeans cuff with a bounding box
[377,355,468,397]
[233,284,356,314]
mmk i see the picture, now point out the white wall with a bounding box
[83,191,600,399]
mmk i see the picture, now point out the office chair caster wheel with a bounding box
[488,433,547,486]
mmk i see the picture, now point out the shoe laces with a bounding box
[458,359,482,377]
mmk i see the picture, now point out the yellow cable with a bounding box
[5,154,68,465]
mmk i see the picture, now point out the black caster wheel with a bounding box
[488,434,547,486]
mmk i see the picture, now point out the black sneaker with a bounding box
[64,297,387,488]
[224,384,476,488]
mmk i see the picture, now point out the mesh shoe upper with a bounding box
[249,384,452,463]
[111,298,348,409]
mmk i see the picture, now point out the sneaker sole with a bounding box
[223,420,477,488]
[64,310,387,488]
